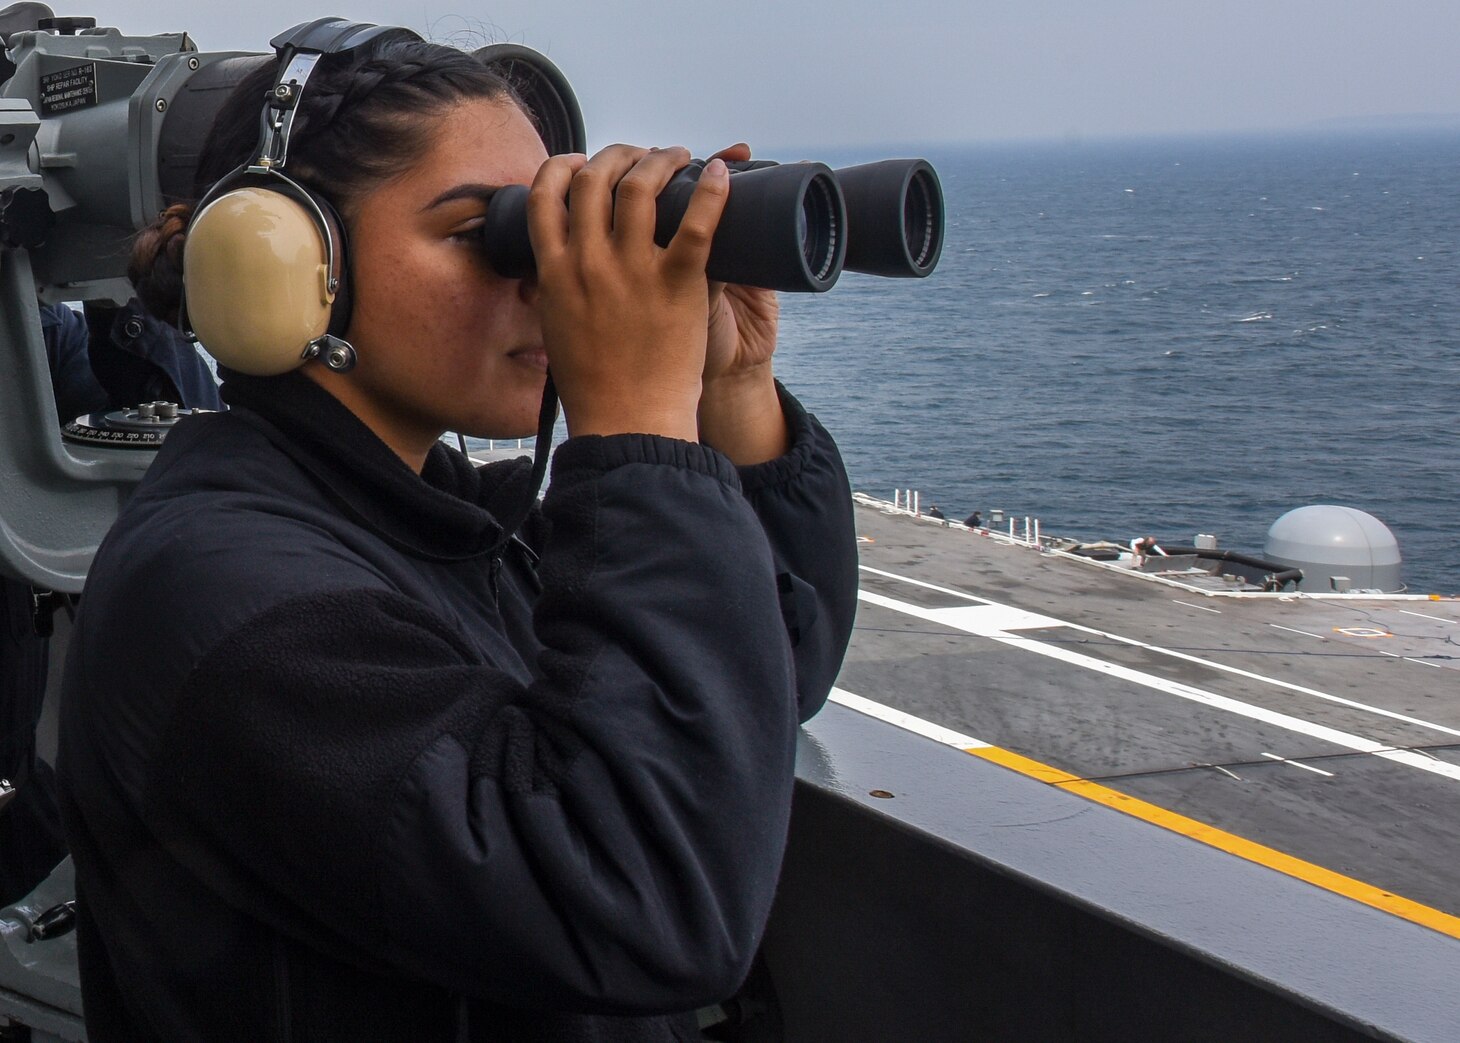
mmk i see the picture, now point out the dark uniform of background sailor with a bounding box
[0,300,219,906]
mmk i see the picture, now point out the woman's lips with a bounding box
[507,346,549,371]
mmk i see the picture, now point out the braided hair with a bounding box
[132,34,525,322]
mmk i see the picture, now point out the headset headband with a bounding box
[256,19,418,172]
[232,19,423,300]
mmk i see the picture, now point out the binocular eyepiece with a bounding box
[481,157,944,293]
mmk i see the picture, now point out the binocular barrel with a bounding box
[837,159,944,279]
[480,157,944,293]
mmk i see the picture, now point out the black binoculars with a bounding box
[480,158,944,293]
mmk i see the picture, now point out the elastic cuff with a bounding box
[736,382,819,493]
[551,432,742,490]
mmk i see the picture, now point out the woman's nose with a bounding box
[518,270,540,306]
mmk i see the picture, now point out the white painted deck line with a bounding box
[859,564,996,605]
[828,688,989,750]
[1268,623,1327,641]
[1260,752,1336,778]
[1400,609,1459,624]
[859,565,1460,740]
[856,587,1460,785]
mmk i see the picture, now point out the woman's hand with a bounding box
[705,282,779,384]
[527,145,730,441]
[699,142,789,465]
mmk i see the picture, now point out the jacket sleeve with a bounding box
[143,435,799,1015]
[38,303,110,422]
[736,384,858,721]
[83,300,224,411]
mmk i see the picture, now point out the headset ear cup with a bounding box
[183,185,339,375]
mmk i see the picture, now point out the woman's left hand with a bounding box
[705,282,780,383]
[698,143,789,464]
[702,142,780,383]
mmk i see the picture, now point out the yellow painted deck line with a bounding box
[968,745,1460,942]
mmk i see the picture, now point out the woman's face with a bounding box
[329,96,551,462]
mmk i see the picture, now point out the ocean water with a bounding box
[772,131,1460,594]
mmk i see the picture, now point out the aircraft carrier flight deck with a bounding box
[837,494,1460,932]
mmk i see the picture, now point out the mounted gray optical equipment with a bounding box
[0,9,242,590]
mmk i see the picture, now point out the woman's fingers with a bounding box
[708,142,752,164]
[662,158,730,277]
[533,144,726,275]
[526,153,587,268]
[610,146,692,248]
[565,143,649,244]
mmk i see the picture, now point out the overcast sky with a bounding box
[91,1,1460,151]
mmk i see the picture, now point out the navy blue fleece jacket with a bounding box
[57,370,856,1042]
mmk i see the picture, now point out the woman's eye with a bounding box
[449,223,485,244]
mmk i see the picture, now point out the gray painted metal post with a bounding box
[0,248,152,591]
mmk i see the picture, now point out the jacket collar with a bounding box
[219,370,531,561]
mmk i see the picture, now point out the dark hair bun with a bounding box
[128,203,193,325]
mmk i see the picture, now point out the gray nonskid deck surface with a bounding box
[841,499,1460,917]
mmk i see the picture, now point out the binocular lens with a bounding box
[801,174,841,282]
[834,159,944,278]
[904,168,939,269]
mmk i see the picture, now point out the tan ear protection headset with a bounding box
[180,18,420,376]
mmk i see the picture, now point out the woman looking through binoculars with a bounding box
[58,24,856,1042]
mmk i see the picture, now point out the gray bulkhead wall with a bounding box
[757,704,1460,1041]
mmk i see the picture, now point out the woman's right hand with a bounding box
[527,145,731,441]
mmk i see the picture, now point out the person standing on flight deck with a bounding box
[1129,535,1167,567]
[57,22,857,1042]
